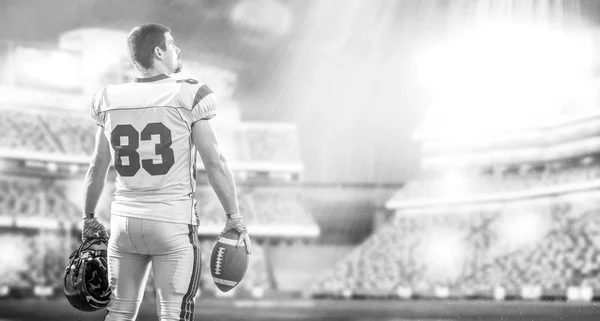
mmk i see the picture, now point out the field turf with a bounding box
[0,297,599,321]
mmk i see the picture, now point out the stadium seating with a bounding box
[391,162,600,202]
[0,232,35,288]
[195,186,319,233]
[0,176,81,224]
[0,109,62,154]
[0,108,96,158]
[240,124,302,164]
[0,177,41,219]
[195,186,255,226]
[0,109,305,168]
[0,231,73,289]
[248,188,316,226]
[41,113,96,156]
[312,196,600,298]
[28,231,75,288]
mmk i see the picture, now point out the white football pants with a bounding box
[105,215,201,321]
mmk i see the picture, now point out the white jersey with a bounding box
[91,74,216,225]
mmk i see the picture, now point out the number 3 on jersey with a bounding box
[110,122,175,177]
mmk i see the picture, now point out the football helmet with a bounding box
[63,236,111,312]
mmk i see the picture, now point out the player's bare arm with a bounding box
[81,126,111,241]
[192,119,238,214]
[192,119,253,254]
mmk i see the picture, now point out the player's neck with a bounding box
[138,66,171,79]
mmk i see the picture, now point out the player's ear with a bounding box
[154,46,163,61]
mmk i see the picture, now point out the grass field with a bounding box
[1,297,600,321]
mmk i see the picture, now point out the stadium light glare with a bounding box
[16,47,83,91]
[83,49,121,75]
[230,0,292,36]
[0,237,28,280]
[421,228,465,279]
[438,172,468,198]
[415,21,594,135]
[495,211,548,251]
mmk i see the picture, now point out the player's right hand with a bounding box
[82,217,109,242]
[220,213,253,255]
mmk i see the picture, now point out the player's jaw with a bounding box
[174,55,182,73]
[173,54,182,73]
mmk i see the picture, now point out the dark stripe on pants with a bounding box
[179,225,201,321]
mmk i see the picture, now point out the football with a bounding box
[210,230,249,292]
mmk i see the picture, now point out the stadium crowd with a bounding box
[393,159,600,202]
[0,176,317,232]
[0,109,64,154]
[313,195,600,298]
[0,108,302,165]
[0,176,80,222]
[0,174,317,295]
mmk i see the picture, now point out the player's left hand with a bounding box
[220,213,253,255]
[82,217,109,242]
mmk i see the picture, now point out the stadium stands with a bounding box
[390,161,600,203]
[28,231,74,288]
[42,113,96,156]
[240,123,302,165]
[0,177,42,219]
[313,192,600,299]
[0,232,36,289]
[195,185,319,237]
[0,109,62,154]
[0,176,81,225]
[0,107,303,170]
[248,187,316,226]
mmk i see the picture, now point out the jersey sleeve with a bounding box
[179,80,217,124]
[90,88,107,127]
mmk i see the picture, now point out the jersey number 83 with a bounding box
[110,122,175,177]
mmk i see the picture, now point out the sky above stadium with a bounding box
[2,0,600,184]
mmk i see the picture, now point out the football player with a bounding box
[81,23,252,321]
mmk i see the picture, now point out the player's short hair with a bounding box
[127,23,171,70]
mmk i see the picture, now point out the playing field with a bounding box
[0,298,599,321]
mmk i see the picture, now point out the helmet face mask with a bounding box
[63,237,111,312]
